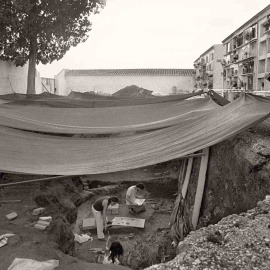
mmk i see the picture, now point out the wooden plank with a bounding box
[177,159,187,192]
[0,200,22,203]
[192,147,210,230]
[179,153,205,160]
[181,157,194,199]
[0,175,74,188]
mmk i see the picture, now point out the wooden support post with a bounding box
[181,157,194,199]
[192,147,209,230]
[177,159,187,192]
[0,175,74,188]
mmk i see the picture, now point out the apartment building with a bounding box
[193,44,225,91]
[222,4,270,92]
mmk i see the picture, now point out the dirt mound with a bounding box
[146,195,270,270]
[113,85,153,97]
[49,216,75,255]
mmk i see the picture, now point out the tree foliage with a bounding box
[0,0,105,93]
[193,59,209,90]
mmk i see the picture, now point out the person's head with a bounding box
[109,241,123,263]
[135,183,145,192]
[108,196,119,206]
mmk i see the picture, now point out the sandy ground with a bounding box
[73,188,174,264]
[0,184,134,270]
[0,162,178,270]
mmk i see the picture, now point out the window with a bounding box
[237,33,244,47]
[226,42,230,53]
[259,59,266,74]
[267,58,270,73]
[259,41,267,56]
[251,24,257,39]
[262,14,270,33]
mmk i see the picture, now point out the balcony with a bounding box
[262,18,270,33]
[233,56,255,65]
[240,73,253,76]
[264,29,270,36]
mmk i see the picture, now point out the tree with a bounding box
[193,58,209,90]
[0,0,105,94]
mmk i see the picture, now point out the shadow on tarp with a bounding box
[0,91,204,108]
[208,90,230,106]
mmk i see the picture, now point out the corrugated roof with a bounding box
[65,69,194,76]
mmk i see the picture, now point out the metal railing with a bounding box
[211,89,270,98]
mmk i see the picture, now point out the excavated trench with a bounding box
[72,181,177,269]
[28,160,181,269]
[2,121,270,269]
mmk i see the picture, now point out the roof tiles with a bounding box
[65,69,194,77]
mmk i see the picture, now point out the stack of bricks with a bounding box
[34,216,52,231]
[32,207,51,230]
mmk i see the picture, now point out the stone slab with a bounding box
[6,212,18,221]
[112,217,145,228]
[34,223,46,230]
[37,220,50,227]
[32,207,45,216]
[83,217,96,230]
[39,216,52,222]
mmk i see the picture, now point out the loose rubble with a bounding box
[146,195,270,270]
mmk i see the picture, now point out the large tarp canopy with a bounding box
[0,97,218,134]
[0,93,269,175]
[0,91,204,107]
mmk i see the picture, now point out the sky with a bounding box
[37,0,270,78]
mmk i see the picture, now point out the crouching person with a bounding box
[96,240,124,264]
[103,241,124,264]
[92,196,119,240]
[126,183,147,214]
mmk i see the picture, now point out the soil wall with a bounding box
[184,123,270,230]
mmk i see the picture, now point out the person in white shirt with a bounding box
[126,183,147,214]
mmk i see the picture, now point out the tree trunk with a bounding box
[27,39,37,95]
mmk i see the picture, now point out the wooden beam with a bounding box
[192,147,209,230]
[0,175,74,188]
[181,157,194,199]
[179,153,204,160]
[0,200,22,203]
[177,159,187,190]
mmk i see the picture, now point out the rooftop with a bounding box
[222,4,270,43]
[65,69,194,76]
